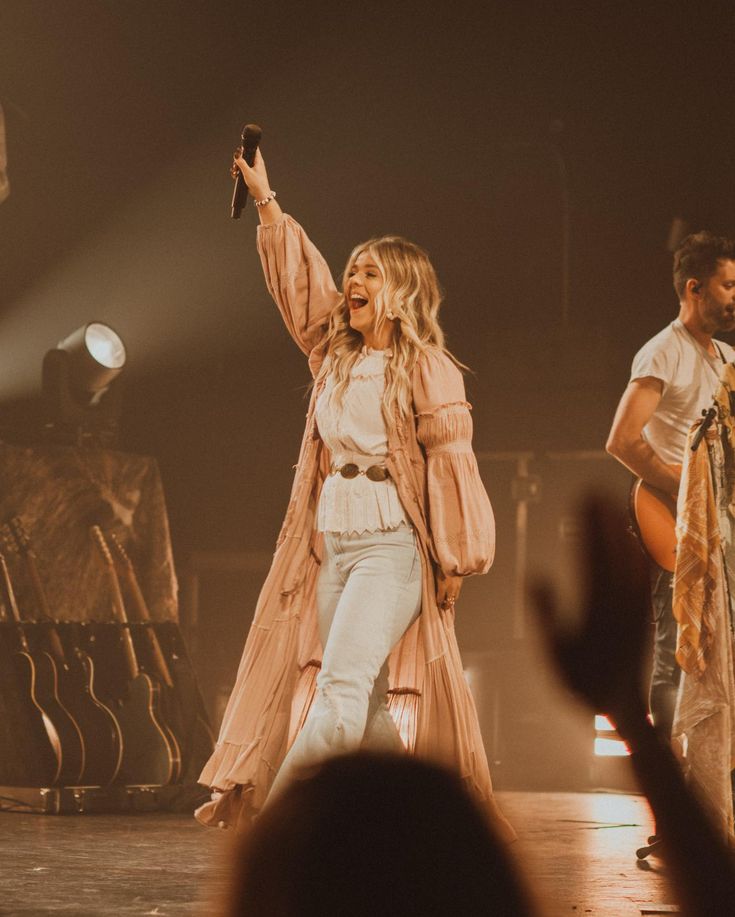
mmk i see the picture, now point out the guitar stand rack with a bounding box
[0,783,169,815]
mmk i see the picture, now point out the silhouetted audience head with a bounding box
[225,752,534,916]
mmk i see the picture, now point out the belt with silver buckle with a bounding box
[331,463,390,482]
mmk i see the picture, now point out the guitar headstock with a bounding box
[4,516,52,620]
[6,516,30,554]
[90,526,129,626]
[90,525,114,567]
[108,532,132,569]
[0,523,18,556]
[0,550,10,598]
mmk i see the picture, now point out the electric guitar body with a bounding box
[11,648,63,785]
[21,646,85,784]
[60,644,123,786]
[5,518,121,785]
[629,478,678,573]
[0,544,81,785]
[114,672,175,786]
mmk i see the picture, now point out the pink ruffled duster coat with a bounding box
[196,215,514,842]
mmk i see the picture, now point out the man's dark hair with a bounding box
[673,231,735,299]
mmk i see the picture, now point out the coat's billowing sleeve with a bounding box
[413,349,495,576]
[256,214,341,356]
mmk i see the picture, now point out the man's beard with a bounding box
[703,296,735,333]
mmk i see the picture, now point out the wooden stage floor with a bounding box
[0,790,675,916]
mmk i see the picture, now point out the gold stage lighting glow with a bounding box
[594,714,631,757]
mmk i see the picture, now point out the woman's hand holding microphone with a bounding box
[231,147,283,225]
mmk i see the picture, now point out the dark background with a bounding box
[1,1,733,784]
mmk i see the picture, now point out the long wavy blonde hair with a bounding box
[315,235,453,427]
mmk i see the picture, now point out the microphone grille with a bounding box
[241,123,262,149]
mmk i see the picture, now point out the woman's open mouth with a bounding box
[349,296,368,311]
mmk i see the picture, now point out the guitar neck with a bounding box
[112,538,174,688]
[21,548,68,667]
[105,566,139,682]
[91,526,140,682]
[0,552,30,653]
[23,550,53,620]
[5,517,69,665]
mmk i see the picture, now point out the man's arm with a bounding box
[606,377,681,496]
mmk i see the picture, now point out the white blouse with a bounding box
[316,348,410,534]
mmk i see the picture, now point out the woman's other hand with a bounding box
[436,570,463,612]
[530,492,650,729]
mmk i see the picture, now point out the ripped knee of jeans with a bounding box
[313,683,347,751]
[309,677,377,755]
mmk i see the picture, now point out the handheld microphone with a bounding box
[230,123,262,220]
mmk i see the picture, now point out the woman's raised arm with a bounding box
[232,148,340,357]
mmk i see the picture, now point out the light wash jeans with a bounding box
[267,524,422,802]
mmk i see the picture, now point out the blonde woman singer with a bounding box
[196,147,514,843]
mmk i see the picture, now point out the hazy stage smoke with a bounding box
[0,144,272,401]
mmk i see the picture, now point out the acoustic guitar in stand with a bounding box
[629,479,678,573]
[6,517,123,786]
[109,532,213,777]
[0,549,64,785]
[91,526,179,786]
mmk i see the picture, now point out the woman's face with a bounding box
[345,251,385,337]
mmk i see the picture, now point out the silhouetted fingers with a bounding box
[579,492,648,623]
[580,493,627,588]
[529,579,563,656]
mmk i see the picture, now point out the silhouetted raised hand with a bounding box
[531,493,650,729]
[531,491,735,916]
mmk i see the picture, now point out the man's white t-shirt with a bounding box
[630,319,735,465]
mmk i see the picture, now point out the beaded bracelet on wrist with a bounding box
[254,190,277,208]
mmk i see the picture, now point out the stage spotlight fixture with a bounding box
[42,322,127,445]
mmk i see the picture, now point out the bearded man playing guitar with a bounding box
[607,231,735,743]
